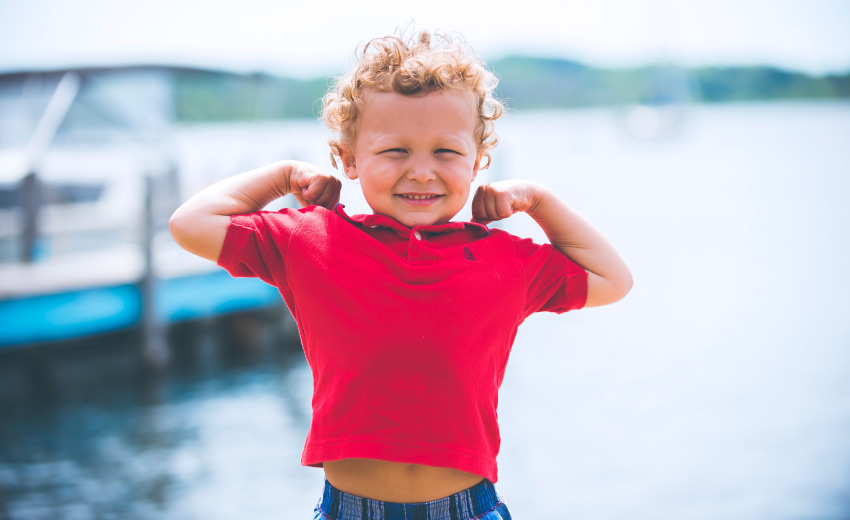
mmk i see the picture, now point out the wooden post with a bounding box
[140,172,168,370]
[20,172,40,263]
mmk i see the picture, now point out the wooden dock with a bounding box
[0,69,317,363]
[0,238,286,348]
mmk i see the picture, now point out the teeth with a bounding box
[404,194,438,200]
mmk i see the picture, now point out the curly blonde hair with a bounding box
[322,29,504,170]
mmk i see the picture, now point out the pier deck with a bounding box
[0,239,284,348]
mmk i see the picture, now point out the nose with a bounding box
[406,156,436,183]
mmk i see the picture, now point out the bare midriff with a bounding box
[323,458,485,503]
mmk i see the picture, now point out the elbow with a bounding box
[603,275,633,306]
[168,209,186,244]
[168,206,195,251]
[618,267,635,299]
[609,266,634,304]
[618,269,634,301]
[167,205,226,263]
[585,268,633,307]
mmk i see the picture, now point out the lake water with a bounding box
[2,101,849,519]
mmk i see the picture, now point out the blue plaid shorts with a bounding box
[313,478,512,520]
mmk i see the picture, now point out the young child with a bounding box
[170,29,631,520]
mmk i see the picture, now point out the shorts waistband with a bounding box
[316,478,501,520]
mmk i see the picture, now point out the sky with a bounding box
[1,0,849,77]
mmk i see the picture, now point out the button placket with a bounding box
[407,229,423,261]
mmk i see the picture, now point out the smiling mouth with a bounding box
[396,193,443,206]
[398,194,442,200]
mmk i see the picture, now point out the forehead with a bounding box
[358,89,478,131]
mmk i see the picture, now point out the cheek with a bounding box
[358,174,394,204]
[452,167,476,191]
[446,178,471,205]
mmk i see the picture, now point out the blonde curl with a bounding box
[322,29,504,170]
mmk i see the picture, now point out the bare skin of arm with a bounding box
[169,160,341,262]
[472,180,633,307]
[171,170,628,502]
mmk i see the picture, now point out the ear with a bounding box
[471,150,485,181]
[338,145,358,180]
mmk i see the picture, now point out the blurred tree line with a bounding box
[173,57,850,121]
[174,70,328,120]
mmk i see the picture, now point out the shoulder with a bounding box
[231,204,337,230]
[485,227,586,276]
[457,227,532,272]
[480,227,542,256]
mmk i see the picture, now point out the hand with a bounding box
[288,162,342,209]
[471,180,541,224]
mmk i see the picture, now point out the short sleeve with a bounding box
[216,207,307,288]
[511,235,589,318]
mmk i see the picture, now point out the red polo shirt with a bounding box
[217,204,587,482]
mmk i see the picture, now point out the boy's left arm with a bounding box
[471,180,632,307]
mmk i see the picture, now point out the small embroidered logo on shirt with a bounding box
[463,247,476,261]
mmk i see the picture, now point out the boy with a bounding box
[170,30,631,520]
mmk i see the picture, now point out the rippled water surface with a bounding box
[2,102,849,519]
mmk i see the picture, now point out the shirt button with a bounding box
[413,231,422,240]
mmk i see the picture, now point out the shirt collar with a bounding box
[334,203,489,237]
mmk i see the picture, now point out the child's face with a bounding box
[339,89,483,228]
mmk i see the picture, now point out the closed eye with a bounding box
[380,148,407,154]
[435,149,461,155]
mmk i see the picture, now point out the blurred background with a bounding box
[1,0,849,518]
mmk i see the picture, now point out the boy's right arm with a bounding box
[169,160,341,262]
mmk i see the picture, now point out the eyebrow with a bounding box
[368,133,474,148]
